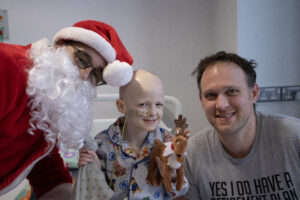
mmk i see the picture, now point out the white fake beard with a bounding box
[26,38,96,151]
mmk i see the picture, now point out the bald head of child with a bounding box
[116,70,164,131]
[120,70,163,99]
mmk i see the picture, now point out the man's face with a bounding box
[199,62,259,136]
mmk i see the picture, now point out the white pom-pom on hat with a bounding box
[103,60,133,87]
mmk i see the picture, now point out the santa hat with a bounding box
[53,20,133,87]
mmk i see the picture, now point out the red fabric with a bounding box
[73,20,133,65]
[0,43,72,197]
[27,146,73,198]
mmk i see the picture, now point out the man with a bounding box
[184,51,300,199]
[0,20,133,199]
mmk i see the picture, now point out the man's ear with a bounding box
[116,99,126,114]
[199,93,202,101]
[199,93,204,106]
[251,83,259,103]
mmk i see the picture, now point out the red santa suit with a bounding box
[0,19,134,199]
[0,42,72,198]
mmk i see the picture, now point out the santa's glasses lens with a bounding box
[72,46,106,86]
[73,46,92,69]
[90,68,106,86]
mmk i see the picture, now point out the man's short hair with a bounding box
[192,51,257,93]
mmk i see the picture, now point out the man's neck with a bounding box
[218,112,257,159]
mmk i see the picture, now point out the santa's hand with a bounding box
[78,148,101,169]
[155,156,176,181]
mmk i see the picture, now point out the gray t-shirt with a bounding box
[184,112,300,200]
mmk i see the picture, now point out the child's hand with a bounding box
[78,148,101,170]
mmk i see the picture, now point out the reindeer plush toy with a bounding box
[146,115,190,193]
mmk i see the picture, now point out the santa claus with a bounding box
[0,20,133,199]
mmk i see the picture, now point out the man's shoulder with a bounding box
[257,112,300,136]
[185,126,216,162]
[188,126,215,145]
[258,112,300,126]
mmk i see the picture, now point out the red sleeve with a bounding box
[0,43,29,120]
[27,145,73,198]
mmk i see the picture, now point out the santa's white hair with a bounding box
[26,38,96,151]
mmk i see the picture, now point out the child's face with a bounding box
[123,78,164,132]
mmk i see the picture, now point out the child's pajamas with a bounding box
[95,117,189,200]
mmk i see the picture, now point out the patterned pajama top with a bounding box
[95,117,189,200]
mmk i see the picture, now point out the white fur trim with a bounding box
[163,142,173,157]
[167,153,182,169]
[163,142,182,169]
[53,27,116,63]
[103,60,133,87]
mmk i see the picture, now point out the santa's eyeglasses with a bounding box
[72,46,106,86]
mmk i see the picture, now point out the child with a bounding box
[78,70,189,199]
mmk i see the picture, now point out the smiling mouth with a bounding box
[216,112,235,119]
[143,118,157,122]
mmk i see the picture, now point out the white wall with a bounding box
[1,0,238,134]
[2,0,298,134]
[238,0,300,118]
[210,0,237,53]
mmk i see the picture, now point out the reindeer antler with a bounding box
[174,114,188,135]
